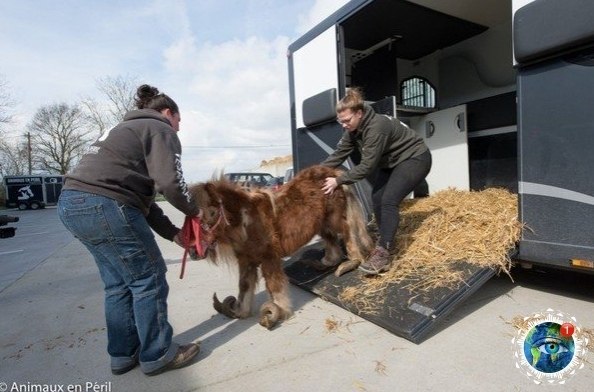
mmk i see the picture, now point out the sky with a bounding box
[0,0,350,182]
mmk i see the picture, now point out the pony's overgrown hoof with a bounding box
[212,293,239,318]
[259,302,282,330]
[335,259,361,277]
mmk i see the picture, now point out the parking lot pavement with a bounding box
[0,207,72,292]
[0,202,593,392]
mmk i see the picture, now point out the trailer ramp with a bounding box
[284,242,496,344]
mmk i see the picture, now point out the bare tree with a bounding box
[0,75,20,178]
[81,75,138,138]
[99,75,138,117]
[27,103,91,174]
[0,139,29,177]
[0,74,15,131]
[81,96,110,139]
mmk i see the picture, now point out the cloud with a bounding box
[158,34,293,181]
[297,0,351,34]
[156,0,350,182]
[153,3,302,180]
[0,0,351,181]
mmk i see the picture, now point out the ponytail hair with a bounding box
[134,84,179,114]
[336,87,365,113]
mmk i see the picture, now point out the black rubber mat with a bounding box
[284,242,496,343]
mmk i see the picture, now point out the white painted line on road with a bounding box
[14,231,52,237]
[0,250,24,256]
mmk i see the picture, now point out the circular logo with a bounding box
[512,309,589,384]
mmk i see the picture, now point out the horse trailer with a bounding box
[285,0,594,342]
[3,175,64,210]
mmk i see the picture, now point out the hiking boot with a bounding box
[358,246,391,275]
[145,343,200,376]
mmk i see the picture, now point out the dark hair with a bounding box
[134,84,179,114]
[336,87,365,113]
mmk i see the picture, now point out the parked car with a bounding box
[224,172,274,190]
[284,167,294,183]
[265,176,284,192]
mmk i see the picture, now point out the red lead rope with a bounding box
[179,205,228,279]
[179,215,206,279]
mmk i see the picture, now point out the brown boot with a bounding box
[145,343,200,376]
[358,246,391,275]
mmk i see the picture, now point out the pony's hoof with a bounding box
[335,260,361,277]
[212,293,238,318]
[259,302,281,330]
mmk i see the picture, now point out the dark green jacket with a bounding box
[321,104,428,185]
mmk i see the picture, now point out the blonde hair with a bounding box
[336,87,365,113]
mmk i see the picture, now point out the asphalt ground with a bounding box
[0,203,593,392]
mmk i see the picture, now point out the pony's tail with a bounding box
[343,185,374,260]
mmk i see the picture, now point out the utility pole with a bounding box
[26,132,32,175]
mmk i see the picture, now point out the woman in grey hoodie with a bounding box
[58,84,200,376]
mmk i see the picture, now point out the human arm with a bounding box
[320,131,355,168]
[144,130,201,217]
[146,202,196,249]
[146,201,180,241]
[336,128,388,185]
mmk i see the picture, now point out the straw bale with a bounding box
[339,187,522,312]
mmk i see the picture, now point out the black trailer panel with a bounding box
[514,0,594,65]
[515,0,594,271]
[43,176,63,204]
[284,242,495,343]
[517,49,594,269]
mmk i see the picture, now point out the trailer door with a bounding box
[290,25,340,131]
[409,105,470,192]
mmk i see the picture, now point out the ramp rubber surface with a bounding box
[284,242,496,343]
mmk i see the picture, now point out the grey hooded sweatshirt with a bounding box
[64,109,199,240]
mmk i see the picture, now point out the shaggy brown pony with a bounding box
[188,165,373,329]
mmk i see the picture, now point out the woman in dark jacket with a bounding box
[58,85,200,376]
[321,87,432,274]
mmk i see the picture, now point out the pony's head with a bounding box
[190,182,225,227]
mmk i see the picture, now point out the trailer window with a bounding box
[401,77,435,108]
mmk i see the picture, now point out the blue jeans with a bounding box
[57,190,178,374]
